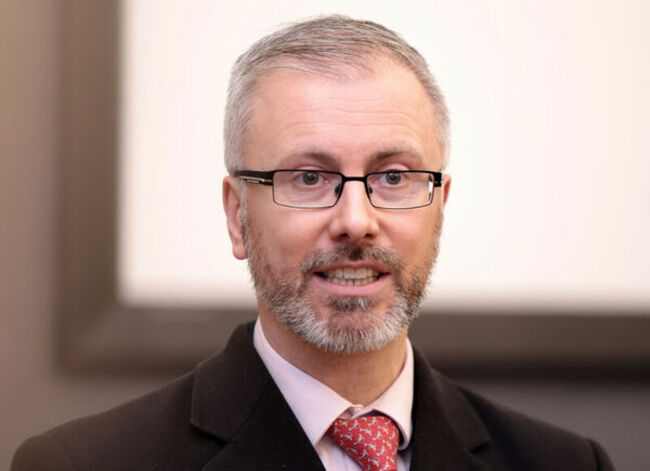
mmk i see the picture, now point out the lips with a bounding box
[322,267,380,286]
[303,246,400,291]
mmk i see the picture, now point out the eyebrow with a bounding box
[375,149,416,161]
[284,150,339,168]
[278,146,423,169]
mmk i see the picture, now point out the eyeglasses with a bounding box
[234,169,443,209]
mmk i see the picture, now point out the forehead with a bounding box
[244,58,441,170]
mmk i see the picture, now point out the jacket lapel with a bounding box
[190,323,325,471]
[410,348,492,471]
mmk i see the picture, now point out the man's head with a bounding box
[223,15,451,355]
[223,15,450,173]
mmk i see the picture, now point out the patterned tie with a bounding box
[326,415,400,471]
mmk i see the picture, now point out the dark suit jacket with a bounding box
[12,323,613,470]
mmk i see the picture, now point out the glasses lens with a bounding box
[273,170,342,208]
[367,171,434,209]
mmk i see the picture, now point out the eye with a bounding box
[300,171,320,185]
[384,171,403,185]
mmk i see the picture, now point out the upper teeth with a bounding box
[324,267,379,286]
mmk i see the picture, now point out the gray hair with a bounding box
[223,14,449,173]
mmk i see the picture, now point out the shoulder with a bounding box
[457,382,614,470]
[11,372,217,471]
[411,347,613,470]
[11,324,264,471]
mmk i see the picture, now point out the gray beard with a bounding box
[269,292,414,354]
[241,202,439,354]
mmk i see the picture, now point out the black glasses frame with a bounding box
[233,169,443,209]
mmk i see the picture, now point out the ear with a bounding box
[223,176,247,260]
[441,173,452,206]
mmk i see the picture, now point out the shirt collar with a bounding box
[253,318,413,450]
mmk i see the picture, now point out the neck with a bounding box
[258,310,408,405]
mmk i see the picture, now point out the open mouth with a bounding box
[316,267,383,286]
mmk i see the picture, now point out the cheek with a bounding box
[384,210,439,258]
[253,208,327,263]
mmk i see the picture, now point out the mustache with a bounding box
[300,245,404,274]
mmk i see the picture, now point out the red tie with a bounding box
[326,416,400,471]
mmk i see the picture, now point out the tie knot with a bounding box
[326,416,399,471]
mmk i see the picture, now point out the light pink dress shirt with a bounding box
[253,319,414,470]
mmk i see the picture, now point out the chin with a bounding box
[273,295,415,354]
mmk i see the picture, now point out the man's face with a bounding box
[224,57,450,354]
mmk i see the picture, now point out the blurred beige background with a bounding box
[1,1,174,467]
[2,1,649,470]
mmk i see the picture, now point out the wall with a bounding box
[0,2,168,467]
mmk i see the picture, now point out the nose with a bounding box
[327,179,379,244]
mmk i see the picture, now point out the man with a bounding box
[13,15,613,471]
